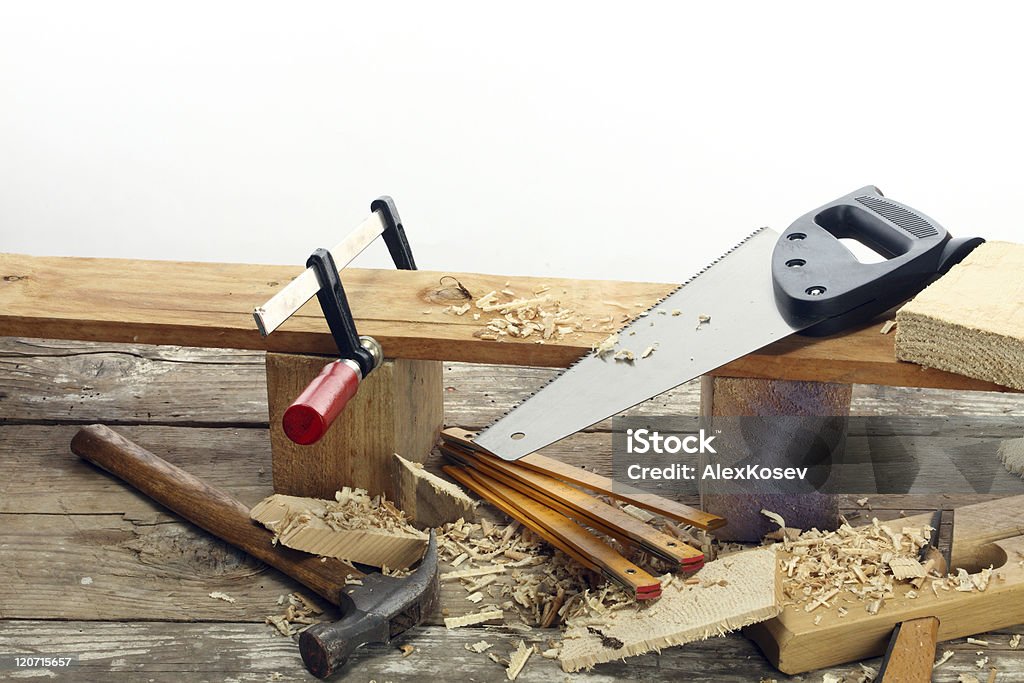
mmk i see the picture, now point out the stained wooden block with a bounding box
[699,376,851,542]
[266,352,443,501]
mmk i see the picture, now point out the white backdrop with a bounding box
[2,1,1022,284]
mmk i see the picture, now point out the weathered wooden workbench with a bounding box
[2,336,1023,682]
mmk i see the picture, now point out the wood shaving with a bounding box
[641,346,656,359]
[888,556,927,580]
[505,640,534,681]
[696,314,711,330]
[880,320,897,334]
[613,349,635,363]
[967,637,990,647]
[936,649,955,667]
[208,591,236,603]
[399,644,415,657]
[444,608,504,629]
[594,332,619,358]
[264,592,327,637]
[1010,633,1021,649]
[441,565,508,581]
[465,640,493,653]
[761,509,787,530]
[976,656,989,669]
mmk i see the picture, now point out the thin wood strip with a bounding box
[445,465,660,599]
[1,251,1018,389]
[442,427,724,530]
[439,441,704,568]
[442,445,644,557]
[442,466,600,573]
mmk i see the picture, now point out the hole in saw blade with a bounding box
[510,432,526,440]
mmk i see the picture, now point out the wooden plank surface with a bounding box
[2,251,1019,390]
[2,337,1024,681]
[0,621,1020,682]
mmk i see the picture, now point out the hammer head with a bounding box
[299,530,439,679]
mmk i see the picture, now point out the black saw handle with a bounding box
[772,185,984,336]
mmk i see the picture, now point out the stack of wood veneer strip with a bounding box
[438,427,725,600]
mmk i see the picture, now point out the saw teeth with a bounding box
[476,227,773,437]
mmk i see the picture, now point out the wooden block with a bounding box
[896,241,1024,390]
[267,353,443,500]
[250,493,427,570]
[393,452,477,528]
[557,547,779,672]
[746,497,1024,674]
[0,251,1018,389]
[699,376,851,541]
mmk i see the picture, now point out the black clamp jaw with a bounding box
[307,196,416,379]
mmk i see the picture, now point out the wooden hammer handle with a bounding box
[70,424,360,606]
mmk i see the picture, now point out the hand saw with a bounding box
[475,186,985,460]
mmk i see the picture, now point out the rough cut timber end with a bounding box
[895,241,1024,390]
[250,493,428,570]
[393,452,477,528]
[557,547,780,672]
[1001,437,1024,477]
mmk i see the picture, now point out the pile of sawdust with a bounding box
[771,513,995,617]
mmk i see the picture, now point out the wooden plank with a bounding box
[1,252,1019,389]
[897,241,1024,390]
[1,622,1022,682]
[0,252,672,367]
[4,338,1024,430]
[0,337,267,425]
[558,548,780,672]
[2,423,1018,521]
[0,424,275,517]
[266,353,443,500]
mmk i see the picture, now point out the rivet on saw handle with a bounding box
[255,197,415,445]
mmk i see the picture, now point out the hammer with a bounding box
[70,424,439,679]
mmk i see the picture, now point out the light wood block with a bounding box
[699,376,851,541]
[266,353,443,501]
[896,241,1024,390]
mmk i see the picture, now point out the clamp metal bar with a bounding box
[253,210,387,337]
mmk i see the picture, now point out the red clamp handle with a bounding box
[282,361,360,445]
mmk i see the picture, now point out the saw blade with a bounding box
[475,227,803,460]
